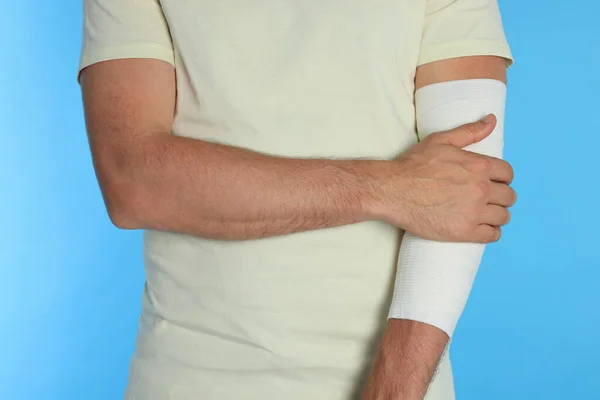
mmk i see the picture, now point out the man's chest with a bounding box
[159,0,425,64]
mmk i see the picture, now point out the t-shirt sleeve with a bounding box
[418,0,513,67]
[78,0,175,77]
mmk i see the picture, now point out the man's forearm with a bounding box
[102,133,383,239]
[363,320,449,399]
[363,56,510,400]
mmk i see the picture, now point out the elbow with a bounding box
[108,211,137,230]
[91,137,166,231]
[106,201,142,231]
[103,181,145,230]
[95,157,148,230]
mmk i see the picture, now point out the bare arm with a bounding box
[81,58,510,242]
[363,55,508,400]
[81,59,384,240]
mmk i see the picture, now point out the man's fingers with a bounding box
[433,114,497,148]
[488,157,514,184]
[481,204,511,226]
[473,224,502,244]
[488,182,517,207]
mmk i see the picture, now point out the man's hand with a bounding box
[370,114,516,243]
[362,320,448,400]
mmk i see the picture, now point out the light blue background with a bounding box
[1,1,598,399]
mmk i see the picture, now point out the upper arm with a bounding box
[79,0,177,214]
[79,0,177,139]
[415,0,512,89]
[415,55,506,90]
[80,59,176,161]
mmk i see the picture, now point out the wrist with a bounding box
[352,159,410,227]
[346,159,392,222]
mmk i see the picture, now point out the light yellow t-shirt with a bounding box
[79,1,512,399]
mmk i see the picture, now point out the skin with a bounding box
[80,58,514,243]
[362,55,509,400]
[80,55,515,397]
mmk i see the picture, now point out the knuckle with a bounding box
[471,181,490,200]
[461,215,475,230]
[458,224,473,240]
[426,131,442,143]
[484,157,494,172]
[465,215,481,233]
[463,122,480,136]
[469,157,493,174]
[452,218,469,234]
[480,180,491,196]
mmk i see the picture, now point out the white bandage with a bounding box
[388,79,507,337]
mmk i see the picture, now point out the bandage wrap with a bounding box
[388,79,507,337]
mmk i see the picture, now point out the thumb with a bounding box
[434,114,497,148]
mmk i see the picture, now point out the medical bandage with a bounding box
[388,79,507,337]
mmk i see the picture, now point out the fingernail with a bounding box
[482,114,495,124]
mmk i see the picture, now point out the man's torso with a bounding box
[125,1,455,399]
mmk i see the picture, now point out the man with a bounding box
[79,0,515,399]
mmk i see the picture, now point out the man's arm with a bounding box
[80,58,510,242]
[80,59,378,239]
[363,55,509,400]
